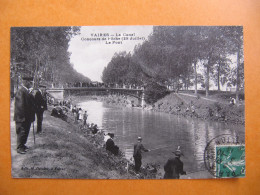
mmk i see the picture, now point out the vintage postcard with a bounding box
[10,26,245,179]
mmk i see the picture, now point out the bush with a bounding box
[214,102,222,112]
[144,81,170,104]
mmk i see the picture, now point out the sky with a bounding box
[68,26,153,82]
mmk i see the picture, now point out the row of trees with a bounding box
[102,26,244,100]
[11,27,90,90]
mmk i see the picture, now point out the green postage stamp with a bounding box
[204,134,245,178]
[215,145,245,178]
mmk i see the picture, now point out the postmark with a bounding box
[204,134,245,178]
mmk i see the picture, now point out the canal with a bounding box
[77,100,245,178]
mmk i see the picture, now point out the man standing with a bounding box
[163,146,186,179]
[34,87,47,134]
[133,137,150,172]
[14,76,35,154]
[83,111,88,128]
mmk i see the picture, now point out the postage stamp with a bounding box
[204,134,245,178]
[215,145,245,178]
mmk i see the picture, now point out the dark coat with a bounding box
[133,142,148,158]
[14,87,35,123]
[34,90,47,112]
[163,157,185,179]
[106,138,119,155]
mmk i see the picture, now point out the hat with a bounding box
[172,146,183,156]
[108,133,114,138]
[22,76,34,81]
[137,136,142,140]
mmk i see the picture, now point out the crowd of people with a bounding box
[50,100,187,179]
[132,137,186,179]
[51,81,145,90]
[102,133,186,179]
[13,76,187,179]
[13,76,47,154]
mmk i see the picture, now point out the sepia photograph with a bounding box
[10,26,245,179]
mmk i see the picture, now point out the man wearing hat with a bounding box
[163,146,186,179]
[83,110,88,128]
[34,87,47,134]
[14,76,36,154]
[133,137,150,172]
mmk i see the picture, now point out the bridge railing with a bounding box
[51,86,144,91]
[57,84,145,90]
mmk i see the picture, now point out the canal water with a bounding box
[77,100,245,178]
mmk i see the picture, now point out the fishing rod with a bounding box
[115,134,139,139]
[149,144,177,152]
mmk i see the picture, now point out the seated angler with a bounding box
[106,133,119,155]
[92,124,98,134]
[51,106,67,121]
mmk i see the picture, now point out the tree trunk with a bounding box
[184,77,187,90]
[217,64,220,91]
[236,49,240,102]
[33,58,39,89]
[187,74,190,90]
[206,61,210,97]
[176,76,179,93]
[194,62,198,95]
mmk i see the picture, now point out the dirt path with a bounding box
[178,92,227,104]
[10,101,37,177]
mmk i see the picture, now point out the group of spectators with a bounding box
[71,106,88,126]
[102,134,186,179]
[43,87,187,179]
[51,82,145,90]
[14,76,48,154]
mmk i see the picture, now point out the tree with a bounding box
[102,26,244,102]
[11,27,89,89]
[213,56,231,91]
[218,26,244,100]
[102,52,134,84]
[229,27,244,101]
[181,26,203,95]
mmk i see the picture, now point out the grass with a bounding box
[11,101,158,179]
[153,91,245,124]
[11,103,132,179]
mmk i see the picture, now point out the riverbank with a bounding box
[67,96,214,179]
[80,92,244,125]
[152,92,245,125]
[10,101,158,179]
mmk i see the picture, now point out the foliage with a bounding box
[101,26,244,102]
[11,27,90,88]
[144,81,170,104]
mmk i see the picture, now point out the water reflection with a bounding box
[77,101,104,126]
[78,100,245,176]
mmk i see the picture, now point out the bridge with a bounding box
[47,87,145,106]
